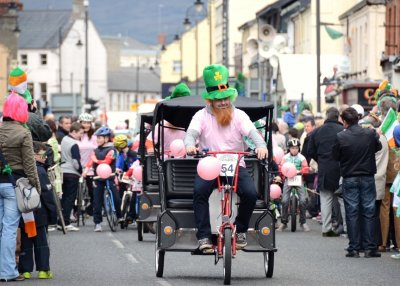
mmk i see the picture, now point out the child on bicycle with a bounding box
[277,138,310,232]
[114,134,138,224]
[19,142,56,279]
[83,126,122,232]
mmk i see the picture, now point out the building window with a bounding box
[40,54,47,65]
[40,83,47,101]
[172,60,181,73]
[20,54,27,65]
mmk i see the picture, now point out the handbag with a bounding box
[0,149,41,213]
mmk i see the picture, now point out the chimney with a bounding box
[72,0,85,20]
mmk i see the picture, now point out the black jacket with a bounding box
[308,119,344,191]
[56,127,69,144]
[332,124,382,178]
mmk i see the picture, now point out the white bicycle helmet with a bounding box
[351,104,364,117]
[79,112,94,122]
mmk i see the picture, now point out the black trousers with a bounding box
[60,176,79,226]
[18,226,50,272]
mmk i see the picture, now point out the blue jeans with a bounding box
[193,167,257,240]
[0,183,21,279]
[342,176,376,252]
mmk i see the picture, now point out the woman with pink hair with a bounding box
[0,92,40,282]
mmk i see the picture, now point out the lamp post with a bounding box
[183,0,207,96]
[84,0,89,107]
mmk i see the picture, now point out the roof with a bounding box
[102,35,157,51]
[108,67,161,93]
[238,19,257,31]
[153,95,273,130]
[339,0,385,20]
[18,10,72,49]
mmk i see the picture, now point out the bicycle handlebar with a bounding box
[93,173,116,180]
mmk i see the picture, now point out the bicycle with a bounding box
[76,176,89,227]
[119,175,142,231]
[286,174,302,232]
[94,173,118,232]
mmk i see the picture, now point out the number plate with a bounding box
[216,154,238,177]
[287,175,302,187]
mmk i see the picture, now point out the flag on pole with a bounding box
[381,108,399,148]
[324,26,343,40]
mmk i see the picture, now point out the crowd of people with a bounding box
[0,64,399,283]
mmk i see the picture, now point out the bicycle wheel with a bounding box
[223,228,232,285]
[263,251,274,278]
[290,194,297,232]
[104,192,117,232]
[121,194,131,230]
[76,182,83,227]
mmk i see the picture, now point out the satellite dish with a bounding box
[259,24,276,42]
[269,55,279,68]
[246,37,259,57]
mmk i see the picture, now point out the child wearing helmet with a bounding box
[83,126,122,232]
[114,135,138,224]
[278,138,310,232]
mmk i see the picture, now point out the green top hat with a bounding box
[165,83,191,100]
[201,64,237,101]
[279,105,289,112]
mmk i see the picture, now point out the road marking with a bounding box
[112,239,124,249]
[125,253,139,264]
[157,280,172,286]
[107,232,114,238]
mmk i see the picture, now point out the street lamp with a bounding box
[84,0,89,108]
[183,0,207,96]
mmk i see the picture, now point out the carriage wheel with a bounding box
[263,251,274,278]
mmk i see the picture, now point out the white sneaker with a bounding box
[391,253,400,260]
[94,224,102,232]
[65,224,79,232]
[301,223,311,232]
[47,225,57,232]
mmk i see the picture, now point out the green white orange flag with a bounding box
[381,108,399,148]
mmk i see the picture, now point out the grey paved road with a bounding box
[21,220,399,286]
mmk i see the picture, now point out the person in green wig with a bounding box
[184,64,267,252]
[147,83,192,153]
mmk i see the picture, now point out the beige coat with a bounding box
[375,134,389,200]
[0,120,40,191]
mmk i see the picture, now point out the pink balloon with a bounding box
[96,163,112,179]
[281,162,297,178]
[170,139,186,158]
[273,147,284,164]
[270,184,282,200]
[197,156,221,181]
[133,165,143,181]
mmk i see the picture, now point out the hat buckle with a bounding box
[218,84,228,91]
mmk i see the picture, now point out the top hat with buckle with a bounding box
[201,64,237,101]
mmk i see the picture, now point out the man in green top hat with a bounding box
[165,82,191,100]
[184,64,267,252]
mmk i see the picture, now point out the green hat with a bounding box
[201,64,237,101]
[279,105,289,112]
[165,83,191,100]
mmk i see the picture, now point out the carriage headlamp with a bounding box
[164,226,173,235]
[141,203,149,210]
[261,227,270,236]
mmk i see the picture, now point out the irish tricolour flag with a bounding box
[381,108,399,148]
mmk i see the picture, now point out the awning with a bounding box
[278,54,349,103]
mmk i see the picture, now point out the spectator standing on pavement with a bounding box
[60,122,84,231]
[56,116,72,144]
[280,105,295,128]
[271,122,286,150]
[278,121,290,146]
[308,107,344,237]
[0,93,40,282]
[19,142,56,280]
[332,107,382,258]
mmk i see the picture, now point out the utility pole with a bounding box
[59,27,63,93]
[316,0,321,112]
[222,0,229,67]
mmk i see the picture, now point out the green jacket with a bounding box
[0,120,40,191]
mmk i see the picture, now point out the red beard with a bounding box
[211,105,233,127]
